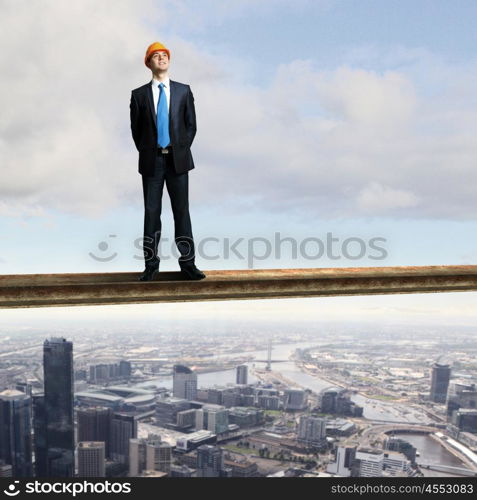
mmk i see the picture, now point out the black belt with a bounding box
[157,146,172,154]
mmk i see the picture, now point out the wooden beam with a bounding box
[0,265,476,309]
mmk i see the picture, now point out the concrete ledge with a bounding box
[0,265,476,308]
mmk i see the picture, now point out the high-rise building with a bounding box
[15,382,33,398]
[451,409,477,433]
[327,445,356,476]
[77,407,113,458]
[384,437,417,464]
[228,407,264,428]
[382,450,412,476]
[196,445,224,477]
[129,438,146,477]
[446,382,477,418]
[146,440,171,474]
[129,435,171,476]
[236,365,248,385]
[254,387,279,397]
[119,360,132,378]
[242,395,255,407]
[283,389,307,411]
[430,362,451,403]
[172,365,197,401]
[77,442,105,477]
[351,448,413,477]
[319,387,363,416]
[89,364,110,383]
[156,398,191,428]
[176,409,196,431]
[207,388,225,405]
[222,392,244,408]
[42,337,75,477]
[196,405,229,434]
[297,416,326,445]
[110,413,137,464]
[0,389,33,477]
[32,394,47,477]
[354,448,384,477]
[88,361,132,383]
[320,388,339,413]
[257,395,280,410]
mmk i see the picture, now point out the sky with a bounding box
[0,0,476,323]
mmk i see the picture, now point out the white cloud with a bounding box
[356,182,419,212]
[0,0,160,216]
[1,1,477,221]
[316,66,417,126]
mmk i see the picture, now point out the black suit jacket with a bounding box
[130,80,196,176]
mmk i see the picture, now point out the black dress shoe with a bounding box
[180,264,206,280]
[138,267,159,282]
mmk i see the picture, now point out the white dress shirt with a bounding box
[151,77,170,116]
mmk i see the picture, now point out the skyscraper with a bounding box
[0,389,33,477]
[15,382,33,398]
[384,437,417,464]
[354,448,384,477]
[283,389,307,411]
[326,445,356,476]
[172,365,197,401]
[129,438,147,477]
[77,407,113,458]
[110,413,137,464]
[32,394,47,477]
[42,337,74,477]
[452,409,477,433]
[446,381,477,418]
[195,405,229,435]
[77,442,105,477]
[297,415,326,445]
[430,362,451,403]
[119,360,132,379]
[129,435,171,476]
[145,437,171,475]
[236,365,248,385]
[196,445,224,477]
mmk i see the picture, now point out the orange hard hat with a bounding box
[144,42,170,67]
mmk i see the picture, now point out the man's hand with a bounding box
[184,86,197,148]
[130,92,140,151]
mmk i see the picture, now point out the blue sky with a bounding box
[172,0,477,71]
[1,0,476,322]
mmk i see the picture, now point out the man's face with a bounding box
[148,50,170,72]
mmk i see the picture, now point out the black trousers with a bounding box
[141,150,195,269]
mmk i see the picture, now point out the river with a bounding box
[135,341,468,474]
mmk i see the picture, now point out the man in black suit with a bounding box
[130,42,205,281]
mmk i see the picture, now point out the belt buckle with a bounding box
[161,148,169,154]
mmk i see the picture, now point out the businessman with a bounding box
[130,42,205,281]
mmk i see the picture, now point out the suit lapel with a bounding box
[169,80,177,132]
[146,83,156,130]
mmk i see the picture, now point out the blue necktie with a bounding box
[157,83,170,147]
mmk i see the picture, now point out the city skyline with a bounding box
[0,320,476,478]
[1,0,477,481]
